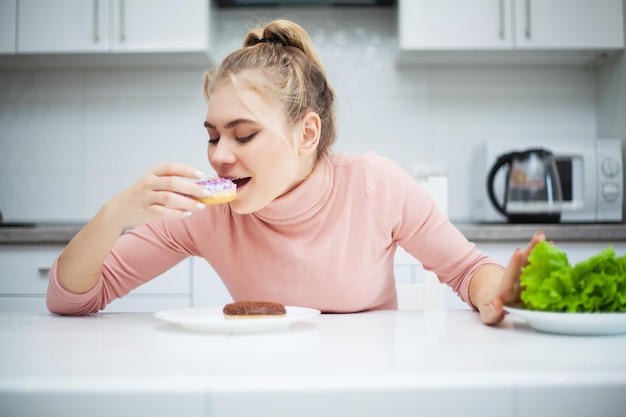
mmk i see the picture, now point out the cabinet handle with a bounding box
[37,267,51,275]
[93,0,99,43]
[119,0,126,42]
[525,0,532,39]
[498,0,505,39]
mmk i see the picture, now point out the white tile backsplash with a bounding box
[0,7,611,223]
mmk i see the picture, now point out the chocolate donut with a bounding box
[223,301,286,319]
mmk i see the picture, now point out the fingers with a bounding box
[500,248,525,301]
[524,231,546,265]
[480,302,505,326]
[150,175,206,201]
[482,231,547,326]
[152,189,205,211]
[114,163,211,226]
[152,162,205,181]
[483,250,524,325]
[501,231,545,297]
[148,163,209,202]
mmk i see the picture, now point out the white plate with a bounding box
[503,305,626,336]
[154,306,321,333]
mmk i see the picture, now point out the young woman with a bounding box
[46,19,544,325]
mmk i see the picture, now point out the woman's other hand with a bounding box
[478,231,546,325]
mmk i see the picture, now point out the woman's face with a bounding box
[204,81,310,214]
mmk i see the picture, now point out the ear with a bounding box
[298,112,321,156]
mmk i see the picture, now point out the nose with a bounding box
[208,138,237,167]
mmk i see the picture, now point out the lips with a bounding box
[231,177,251,188]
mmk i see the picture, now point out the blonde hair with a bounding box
[203,19,337,161]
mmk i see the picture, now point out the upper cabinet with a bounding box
[0,0,16,54]
[399,0,515,50]
[398,0,625,66]
[17,0,111,53]
[513,0,624,50]
[109,0,209,53]
[2,0,212,66]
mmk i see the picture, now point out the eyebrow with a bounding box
[203,119,257,129]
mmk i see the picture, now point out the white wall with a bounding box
[0,7,612,223]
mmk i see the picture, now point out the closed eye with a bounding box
[207,132,258,145]
[236,132,257,144]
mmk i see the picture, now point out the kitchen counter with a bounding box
[0,310,624,417]
[0,222,84,244]
[1,222,625,244]
[455,222,626,242]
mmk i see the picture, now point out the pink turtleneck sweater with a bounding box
[47,153,500,315]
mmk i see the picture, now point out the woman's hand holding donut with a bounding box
[105,162,209,228]
[57,163,209,295]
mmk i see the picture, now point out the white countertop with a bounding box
[0,310,625,417]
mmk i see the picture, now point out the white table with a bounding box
[0,310,624,417]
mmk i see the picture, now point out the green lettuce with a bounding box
[520,241,626,313]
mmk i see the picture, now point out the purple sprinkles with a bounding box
[197,178,236,192]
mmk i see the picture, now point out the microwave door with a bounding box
[556,154,595,222]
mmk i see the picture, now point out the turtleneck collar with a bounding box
[253,156,333,225]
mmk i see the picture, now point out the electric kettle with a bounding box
[487,148,563,223]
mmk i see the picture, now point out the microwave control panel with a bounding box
[596,140,623,219]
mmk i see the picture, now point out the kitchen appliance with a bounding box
[487,148,563,223]
[478,139,623,223]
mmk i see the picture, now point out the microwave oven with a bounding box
[477,139,623,223]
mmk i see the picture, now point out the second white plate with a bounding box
[503,305,626,336]
[154,305,321,333]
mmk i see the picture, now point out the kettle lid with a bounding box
[501,148,554,160]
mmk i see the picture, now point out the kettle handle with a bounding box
[486,153,514,217]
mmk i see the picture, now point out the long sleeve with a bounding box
[365,155,502,307]
[46,220,199,315]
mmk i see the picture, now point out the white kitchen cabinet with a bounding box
[0,244,193,312]
[16,0,210,55]
[109,0,209,53]
[513,0,625,50]
[17,0,111,53]
[191,256,233,308]
[395,248,470,310]
[399,0,624,60]
[0,0,16,54]
[399,0,514,50]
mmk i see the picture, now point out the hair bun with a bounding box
[252,37,287,46]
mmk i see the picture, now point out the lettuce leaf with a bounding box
[520,241,626,313]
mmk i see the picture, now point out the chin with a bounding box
[229,200,259,215]
[229,193,278,214]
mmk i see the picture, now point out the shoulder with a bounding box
[330,152,405,178]
[330,152,412,192]
[328,152,423,213]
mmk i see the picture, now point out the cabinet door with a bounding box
[399,0,514,50]
[191,257,232,307]
[110,0,209,53]
[0,0,16,53]
[0,245,193,313]
[514,0,625,50]
[17,0,110,53]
